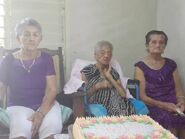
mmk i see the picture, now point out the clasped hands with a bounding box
[96,66,113,90]
[163,98,185,115]
[176,97,185,114]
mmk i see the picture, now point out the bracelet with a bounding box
[37,110,45,118]
[177,95,185,99]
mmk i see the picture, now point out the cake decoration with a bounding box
[73,115,177,139]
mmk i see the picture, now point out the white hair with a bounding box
[14,17,42,37]
[94,40,113,54]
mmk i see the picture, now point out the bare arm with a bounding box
[173,69,185,112]
[30,75,57,137]
[39,75,57,114]
[134,66,177,112]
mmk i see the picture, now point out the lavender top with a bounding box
[0,52,55,110]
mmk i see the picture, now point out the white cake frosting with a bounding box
[73,115,177,139]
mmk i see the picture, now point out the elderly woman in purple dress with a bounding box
[0,18,62,139]
[134,30,185,138]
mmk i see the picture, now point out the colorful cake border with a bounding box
[73,115,176,139]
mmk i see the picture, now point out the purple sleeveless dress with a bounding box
[135,58,185,129]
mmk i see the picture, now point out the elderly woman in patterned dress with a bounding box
[81,40,135,116]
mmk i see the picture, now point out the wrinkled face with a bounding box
[95,45,112,65]
[17,25,42,51]
[146,34,166,54]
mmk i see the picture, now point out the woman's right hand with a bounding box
[162,102,177,113]
[28,111,45,137]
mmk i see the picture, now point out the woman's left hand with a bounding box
[176,98,185,112]
[103,65,112,80]
[28,111,45,137]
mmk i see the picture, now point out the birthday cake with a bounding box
[73,115,176,139]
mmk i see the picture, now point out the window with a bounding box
[4,0,65,49]
[0,0,4,47]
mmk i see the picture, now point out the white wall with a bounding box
[157,1,185,89]
[65,0,157,79]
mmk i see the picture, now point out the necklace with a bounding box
[20,56,36,73]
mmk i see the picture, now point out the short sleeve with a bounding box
[134,61,145,71]
[134,58,177,75]
[81,64,95,81]
[111,67,120,81]
[43,53,56,76]
[166,58,177,72]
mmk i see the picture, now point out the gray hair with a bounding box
[94,40,113,54]
[15,17,42,37]
[145,30,168,45]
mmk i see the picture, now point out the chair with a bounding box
[127,79,149,115]
[73,78,148,117]
[0,47,72,138]
[74,79,140,117]
[127,79,140,100]
[64,58,141,118]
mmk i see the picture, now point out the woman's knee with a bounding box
[39,117,62,139]
[44,115,62,128]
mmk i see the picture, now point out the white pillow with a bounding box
[70,58,95,79]
[64,58,132,98]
